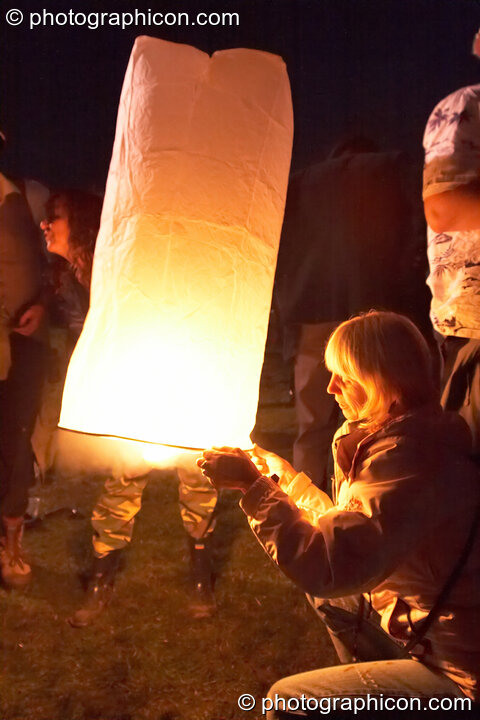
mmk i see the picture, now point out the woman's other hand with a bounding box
[251,445,296,485]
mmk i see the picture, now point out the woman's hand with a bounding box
[251,445,296,485]
[197,447,262,493]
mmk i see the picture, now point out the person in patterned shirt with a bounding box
[423,40,480,459]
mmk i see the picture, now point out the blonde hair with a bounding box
[324,311,437,427]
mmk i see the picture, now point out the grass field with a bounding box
[0,349,336,720]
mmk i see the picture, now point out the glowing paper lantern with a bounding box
[59,36,293,451]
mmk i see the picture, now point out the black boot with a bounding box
[188,537,216,619]
[68,549,123,628]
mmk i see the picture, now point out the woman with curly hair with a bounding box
[42,189,101,286]
[41,189,102,338]
[33,190,102,483]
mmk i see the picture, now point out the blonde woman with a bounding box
[199,311,480,712]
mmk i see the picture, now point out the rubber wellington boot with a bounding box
[188,537,216,619]
[0,516,32,588]
[69,549,123,628]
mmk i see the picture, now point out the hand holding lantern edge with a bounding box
[250,444,297,487]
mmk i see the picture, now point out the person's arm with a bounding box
[12,258,53,336]
[240,437,435,599]
[250,445,334,521]
[424,182,480,233]
[199,446,333,518]
[199,441,431,598]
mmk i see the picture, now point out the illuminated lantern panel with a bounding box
[59,36,293,452]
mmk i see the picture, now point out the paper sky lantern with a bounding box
[59,36,293,452]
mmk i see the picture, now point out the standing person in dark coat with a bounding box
[275,136,428,489]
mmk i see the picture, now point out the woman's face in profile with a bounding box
[327,372,367,421]
[41,198,71,261]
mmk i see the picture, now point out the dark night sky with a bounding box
[1,0,480,190]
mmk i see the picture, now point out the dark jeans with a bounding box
[0,333,46,517]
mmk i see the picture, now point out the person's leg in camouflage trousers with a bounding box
[69,471,150,627]
[91,472,151,557]
[70,461,218,626]
[178,462,218,618]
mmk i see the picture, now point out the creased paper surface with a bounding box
[59,36,293,449]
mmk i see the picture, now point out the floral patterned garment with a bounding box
[423,85,480,339]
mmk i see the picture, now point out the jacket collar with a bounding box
[334,403,444,478]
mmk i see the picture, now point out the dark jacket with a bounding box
[241,407,480,700]
[275,152,425,328]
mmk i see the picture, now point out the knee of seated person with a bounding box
[264,680,291,720]
[265,676,320,720]
[267,676,297,704]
